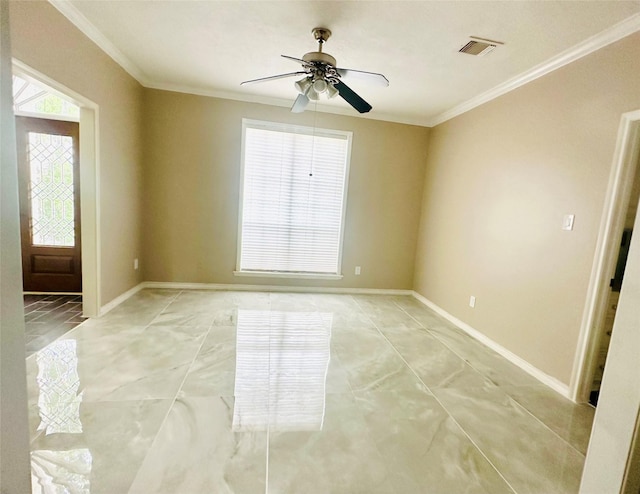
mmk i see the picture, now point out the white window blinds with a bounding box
[238,120,351,276]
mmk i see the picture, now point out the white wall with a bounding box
[0,0,31,491]
[580,152,640,492]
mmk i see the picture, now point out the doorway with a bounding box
[16,116,82,293]
[589,160,639,405]
[571,110,640,404]
[12,61,101,317]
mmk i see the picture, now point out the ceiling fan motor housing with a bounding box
[302,51,337,67]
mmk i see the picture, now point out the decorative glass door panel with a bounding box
[28,132,76,247]
[17,117,82,292]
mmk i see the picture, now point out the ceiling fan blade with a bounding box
[281,54,309,65]
[241,71,306,85]
[334,80,372,113]
[336,68,389,87]
[290,93,310,113]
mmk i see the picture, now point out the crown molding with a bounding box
[48,0,150,85]
[427,13,640,127]
[144,80,308,110]
[144,80,430,127]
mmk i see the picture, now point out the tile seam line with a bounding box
[126,288,214,494]
[400,304,588,458]
[330,294,401,493]
[349,296,515,494]
[503,392,589,458]
[266,293,272,494]
[340,294,363,397]
[361,296,518,494]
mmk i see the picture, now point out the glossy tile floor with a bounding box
[23,294,86,357]
[25,289,595,493]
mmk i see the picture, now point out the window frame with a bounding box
[235,118,352,280]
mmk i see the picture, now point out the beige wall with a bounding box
[142,89,429,289]
[1,0,31,490]
[9,0,144,306]
[414,32,640,385]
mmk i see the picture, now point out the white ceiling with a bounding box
[52,1,640,127]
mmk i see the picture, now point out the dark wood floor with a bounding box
[23,294,86,357]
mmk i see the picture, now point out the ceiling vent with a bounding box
[459,37,504,56]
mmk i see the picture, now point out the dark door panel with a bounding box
[17,117,81,292]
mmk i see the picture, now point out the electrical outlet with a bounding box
[355,266,361,275]
[134,258,139,270]
[469,296,476,308]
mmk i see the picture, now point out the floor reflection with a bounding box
[233,310,332,432]
[36,339,83,435]
[33,339,92,493]
[31,449,92,494]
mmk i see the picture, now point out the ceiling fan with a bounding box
[241,27,389,114]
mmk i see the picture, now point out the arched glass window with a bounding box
[13,75,79,120]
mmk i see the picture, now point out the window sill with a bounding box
[233,270,343,280]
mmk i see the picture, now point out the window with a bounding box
[13,75,80,121]
[236,119,352,278]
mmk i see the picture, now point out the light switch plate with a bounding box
[562,214,575,231]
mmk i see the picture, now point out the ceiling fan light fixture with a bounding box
[296,76,333,101]
[307,86,321,101]
[326,83,339,99]
[295,77,312,94]
[312,78,328,93]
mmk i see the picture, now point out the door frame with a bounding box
[12,59,101,317]
[570,109,640,403]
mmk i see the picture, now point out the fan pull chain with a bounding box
[309,100,319,177]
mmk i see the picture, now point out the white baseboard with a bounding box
[411,291,571,400]
[99,282,145,316]
[142,281,413,296]
[96,281,411,317]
